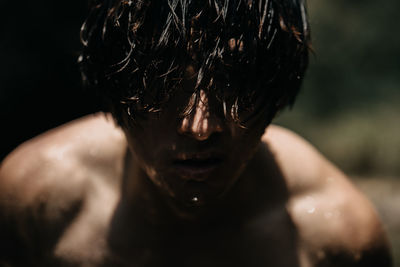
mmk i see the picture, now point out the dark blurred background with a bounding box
[276,0,400,179]
[1,0,399,265]
[0,1,95,160]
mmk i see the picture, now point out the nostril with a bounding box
[194,131,211,141]
[178,119,224,141]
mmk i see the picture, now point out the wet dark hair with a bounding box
[80,0,310,126]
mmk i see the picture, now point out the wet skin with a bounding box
[121,84,271,217]
[105,141,299,267]
[0,85,393,266]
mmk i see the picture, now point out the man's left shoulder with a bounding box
[289,175,392,266]
[262,125,392,266]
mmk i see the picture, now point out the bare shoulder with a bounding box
[0,112,126,224]
[0,113,127,264]
[263,125,392,266]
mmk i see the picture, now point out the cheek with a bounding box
[228,125,266,165]
[123,122,176,169]
[129,135,156,162]
[232,120,267,145]
[123,126,157,163]
[125,132,172,189]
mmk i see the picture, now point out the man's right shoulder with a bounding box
[0,113,126,214]
[0,113,127,264]
[1,113,126,222]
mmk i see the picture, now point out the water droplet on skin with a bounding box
[183,181,206,207]
[187,195,204,207]
[307,207,316,214]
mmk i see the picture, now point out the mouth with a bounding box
[172,156,224,181]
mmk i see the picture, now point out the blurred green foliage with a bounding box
[275,0,400,177]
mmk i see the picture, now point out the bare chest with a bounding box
[53,206,302,267]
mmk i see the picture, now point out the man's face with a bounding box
[120,67,271,211]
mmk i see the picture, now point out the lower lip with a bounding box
[172,162,222,181]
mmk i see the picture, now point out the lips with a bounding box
[171,155,224,181]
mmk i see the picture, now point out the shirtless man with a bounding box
[0,0,392,266]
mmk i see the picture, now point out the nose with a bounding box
[177,90,224,141]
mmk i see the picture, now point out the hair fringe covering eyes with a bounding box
[79,0,311,126]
